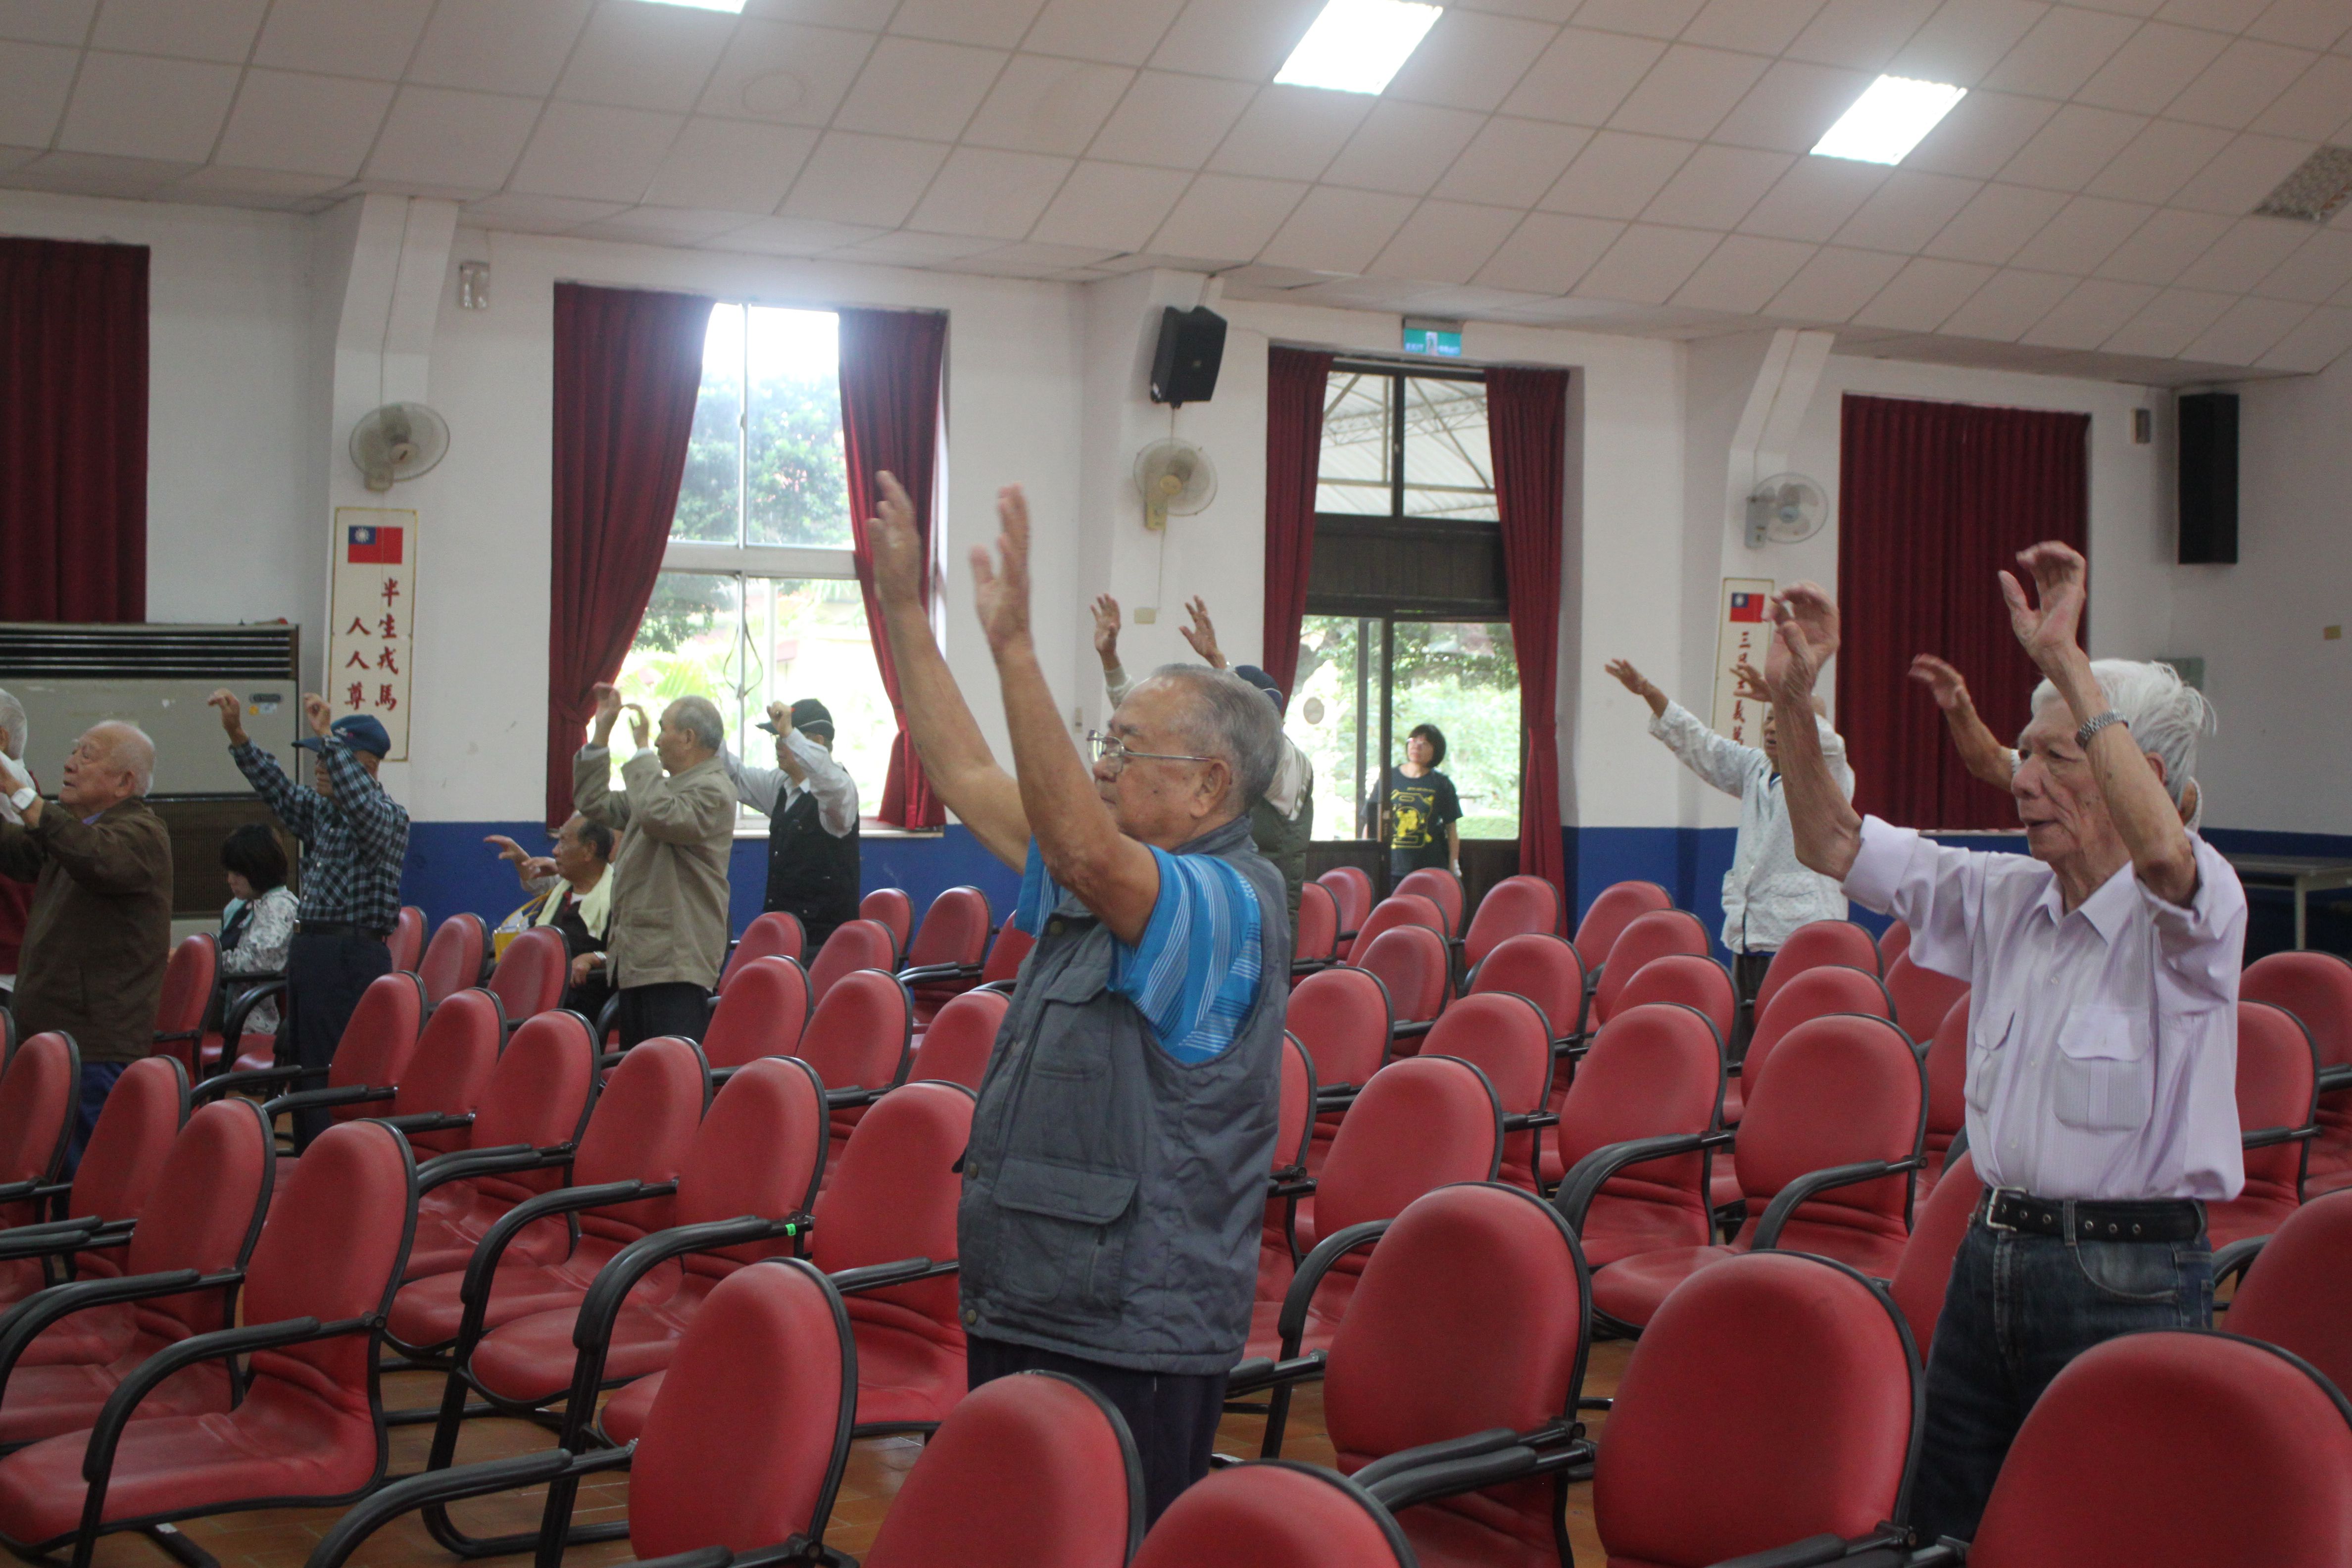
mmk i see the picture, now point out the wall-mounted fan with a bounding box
[1134,439,1217,531]
[349,402,450,492]
[1745,472,1827,548]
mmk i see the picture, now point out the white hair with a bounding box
[2030,660,2214,808]
[0,687,22,760]
[1144,664,1282,809]
[666,695,725,752]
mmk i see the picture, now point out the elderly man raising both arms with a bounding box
[575,688,735,1048]
[869,471,1286,1526]
[1764,541,2239,1546]
[0,722,171,1170]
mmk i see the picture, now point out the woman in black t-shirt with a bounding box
[1374,723,1462,880]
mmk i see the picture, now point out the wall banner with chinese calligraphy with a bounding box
[1710,577,1774,750]
[328,507,415,760]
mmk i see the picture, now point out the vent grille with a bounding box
[0,624,298,680]
[2253,145,2352,222]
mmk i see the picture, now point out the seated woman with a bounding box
[488,814,616,1018]
[218,823,298,1038]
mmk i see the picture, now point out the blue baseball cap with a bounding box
[1234,664,1286,716]
[295,713,392,758]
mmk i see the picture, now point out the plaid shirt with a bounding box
[232,740,409,934]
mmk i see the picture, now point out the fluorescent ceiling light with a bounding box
[1275,0,1443,96]
[1811,75,1966,165]
[635,0,747,12]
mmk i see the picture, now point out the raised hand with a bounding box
[971,485,1034,657]
[1909,655,1971,711]
[1765,583,1838,704]
[1091,594,1121,661]
[301,692,333,738]
[1731,660,1771,705]
[625,703,651,751]
[484,834,530,866]
[1999,541,2087,673]
[206,689,249,745]
[869,471,926,609]
[590,683,623,745]
[1177,596,1227,669]
[1604,658,1666,718]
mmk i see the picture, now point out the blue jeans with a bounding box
[1911,1206,2212,1544]
[64,1061,130,1177]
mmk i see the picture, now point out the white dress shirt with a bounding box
[724,734,859,836]
[1844,817,2247,1202]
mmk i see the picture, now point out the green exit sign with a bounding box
[1402,318,1463,357]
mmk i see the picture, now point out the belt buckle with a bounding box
[1983,1186,2027,1232]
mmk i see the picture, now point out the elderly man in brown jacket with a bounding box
[0,721,172,1170]
[574,686,735,1048]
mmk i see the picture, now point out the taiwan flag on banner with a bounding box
[1728,591,1765,622]
[347,525,404,564]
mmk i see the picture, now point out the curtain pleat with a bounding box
[1488,367,1570,894]
[1259,347,1333,698]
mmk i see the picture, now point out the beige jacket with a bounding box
[574,746,735,990]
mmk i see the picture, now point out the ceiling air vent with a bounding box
[2253,145,2352,223]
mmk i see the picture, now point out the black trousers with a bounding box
[285,931,392,1151]
[615,981,709,1048]
[966,1335,1227,1527]
[1730,950,1773,1064]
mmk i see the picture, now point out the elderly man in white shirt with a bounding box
[1765,541,2240,1547]
[723,697,861,955]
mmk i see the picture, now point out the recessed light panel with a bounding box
[1811,75,1966,165]
[1275,0,1444,96]
[636,0,747,12]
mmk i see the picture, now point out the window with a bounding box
[613,304,891,822]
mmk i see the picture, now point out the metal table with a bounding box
[2222,855,2352,951]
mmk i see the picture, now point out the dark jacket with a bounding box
[0,798,174,1063]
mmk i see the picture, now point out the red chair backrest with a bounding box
[861,888,913,959]
[574,1036,710,1237]
[629,1259,856,1560]
[1592,909,1712,1027]
[2236,1000,2317,1208]
[1133,1463,1414,1568]
[1349,894,1446,958]
[2229,1187,2352,1396]
[723,912,806,990]
[2243,950,2352,1168]
[1922,994,1971,1170]
[1967,1329,2352,1568]
[326,972,428,1117]
[674,1057,828,1271]
[418,913,489,1006]
[1742,963,1894,1101]
[241,1119,414,1402]
[390,906,427,973]
[1462,875,1561,971]
[1392,868,1464,937]
[1555,1004,1723,1246]
[809,919,900,1002]
[980,923,1034,988]
[1424,994,1552,1192]
[913,989,1009,1090]
[124,1097,276,1339]
[389,988,503,1155]
[484,925,568,1023]
[863,1370,1141,1568]
[1356,926,1450,1033]
[1736,1015,1924,1253]
[1595,1252,1918,1568]
[1754,920,1884,1019]
[905,886,991,971]
[66,1055,189,1268]
[1316,1057,1502,1241]
[0,1031,78,1193]
[155,933,217,1037]
[811,1081,975,1332]
[1295,882,1340,968]
[1467,933,1585,1043]
[1890,1150,1977,1354]
[1615,954,1737,1052]
[1876,919,1911,973]
[1883,952,1968,1043]
[798,969,913,1099]
[1287,967,1394,1094]
[1319,866,1374,945]
[1574,880,1672,972]
[702,956,811,1073]
[468,1011,599,1203]
[1274,1033,1315,1177]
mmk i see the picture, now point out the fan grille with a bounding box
[2253,146,2352,223]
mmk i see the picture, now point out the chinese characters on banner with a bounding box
[328,507,416,761]
[1710,578,1774,748]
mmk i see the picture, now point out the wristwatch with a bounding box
[7,785,35,813]
[2075,710,2127,749]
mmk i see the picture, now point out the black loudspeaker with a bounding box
[1149,306,1227,407]
[2177,391,2238,564]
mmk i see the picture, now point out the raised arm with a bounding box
[212,689,319,838]
[574,686,633,831]
[868,471,1029,868]
[1911,656,2017,791]
[1764,585,1862,881]
[1092,594,1135,708]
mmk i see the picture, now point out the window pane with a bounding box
[740,576,893,809]
[1390,621,1518,840]
[674,306,744,543]
[613,573,741,781]
[1288,615,1374,839]
[1317,371,1391,515]
[744,307,852,548]
[1402,378,1497,521]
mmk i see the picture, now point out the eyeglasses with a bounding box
[1086,730,1213,769]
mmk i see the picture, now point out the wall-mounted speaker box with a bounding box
[1149,306,1227,407]
[2177,391,2238,565]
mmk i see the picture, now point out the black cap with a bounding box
[758,697,834,737]
[1233,664,1286,716]
[294,713,392,758]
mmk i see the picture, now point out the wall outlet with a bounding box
[1134,607,1157,624]
[2327,625,2343,641]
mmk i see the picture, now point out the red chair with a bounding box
[147,934,216,1077]
[861,1370,1142,1568]
[1883,951,1968,1044]
[483,926,567,1027]
[1889,1150,1979,1357]
[861,888,913,959]
[1589,909,1712,1029]
[1133,1462,1414,1568]
[0,1056,187,1316]
[1592,1252,1919,1568]
[2242,949,2352,1198]
[215,973,426,1149]
[1960,1330,2352,1568]
[720,911,805,990]
[390,906,427,974]
[1917,995,1971,1200]
[808,919,900,1003]
[1422,994,1554,1193]
[1462,875,1561,973]
[2205,1000,2318,1251]
[356,987,503,1160]
[1551,1003,1726,1277]
[1723,962,1893,1126]
[1573,880,1672,982]
[797,969,914,1176]
[1467,933,1585,1047]
[1348,894,1448,961]
[1592,1014,1925,1332]
[910,989,1009,1090]
[0,1121,416,1566]
[1752,919,1884,1021]
[1877,918,1911,973]
[418,913,490,1007]
[977,922,1034,992]
[899,885,992,1027]
[0,1097,272,1448]
[1613,953,1737,1053]
[1320,866,1375,958]
[0,1034,79,1230]
[1258,1037,1319,1340]
[2220,1187,2352,1397]
[1358,927,1450,1054]
[1392,867,1464,938]
[700,955,810,1080]
[1286,967,1393,1189]
[1294,882,1341,977]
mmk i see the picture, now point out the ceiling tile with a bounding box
[642,116,816,211]
[0,2,96,48]
[1028,158,1191,248]
[2249,52,2352,140]
[1206,85,1372,181]
[2100,285,2235,354]
[939,240,1121,275]
[2253,227,2352,299]
[2166,131,2314,213]
[1710,59,1874,154]
[459,191,630,232]
[365,87,539,191]
[554,2,737,114]
[510,102,682,202]
[1499,28,1666,126]
[1681,0,1827,56]
[906,146,1070,237]
[1831,168,1982,250]
[90,0,266,62]
[1978,5,2137,97]
[1368,199,1524,284]
[2093,206,2231,282]
[697,22,875,127]
[2,149,196,197]
[833,38,1006,140]
[1148,171,1306,262]
[2079,115,2231,201]
[252,0,433,80]
[2256,303,2352,369]
[408,0,593,98]
[780,131,949,225]
[213,68,394,177]
[1538,130,1695,218]
[1384,9,1556,112]
[1938,265,2075,338]
[1474,212,1625,291]
[2006,193,2154,271]
[742,0,896,28]
[1085,70,1255,168]
[1922,181,2069,262]
[889,0,1045,49]
[1432,116,1591,205]
[2166,37,2316,128]
[2246,0,2351,50]
[962,55,1132,154]
[1148,0,1324,83]
[57,51,239,160]
[1885,0,2049,87]
[1738,154,1889,240]
[1901,89,2059,178]
[1608,44,1771,141]
[837,230,997,261]
[1670,233,1817,311]
[1764,245,1909,320]
[174,164,347,205]
[572,205,760,244]
[2174,216,2316,289]
[1783,0,1940,70]
[1259,186,1418,271]
[1851,255,1996,328]
[1570,0,1707,38]
[1022,0,1185,67]
[1573,223,1722,302]
[2182,292,2310,360]
[1640,144,1793,228]
[1447,0,1579,23]
[0,41,75,146]
[2076,21,2230,113]
[2157,0,2268,29]
[1999,103,2149,191]
[2017,276,2159,345]
[1321,100,1488,196]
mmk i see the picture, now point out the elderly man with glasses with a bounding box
[866,471,1287,1528]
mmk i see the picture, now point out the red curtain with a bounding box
[1837,393,2089,830]
[1488,367,1570,894]
[545,283,715,827]
[839,308,948,830]
[0,238,148,622]
[1260,348,1334,697]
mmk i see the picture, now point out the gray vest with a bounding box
[958,815,1289,1374]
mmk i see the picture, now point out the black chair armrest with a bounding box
[1353,1426,1526,1492]
[0,1268,228,1399]
[824,1086,882,1110]
[1553,1131,1726,1234]
[1704,1533,1853,1568]
[459,1180,676,1308]
[192,1062,309,1104]
[1290,958,1340,978]
[1392,1020,1436,1040]
[1702,1528,1914,1568]
[305,1450,579,1568]
[1503,1111,1560,1131]
[263,1083,396,1118]
[1268,1176,1317,1201]
[1223,1351,1324,1398]
[898,962,981,986]
[1359,1422,1585,1515]
[1276,1219,1391,1352]
[574,1216,805,1354]
[1313,1083,1359,1110]
[85,1315,366,1483]
[412,1142,569,1196]
[624,1550,737,1568]
[0,1216,112,1264]
[381,1111,477,1135]
[1752,1161,1915,1252]
[828,1258,956,1295]
[2318,1063,2352,1093]
[2212,1234,2268,1293]
[2241,1124,2316,1150]
[220,978,289,1044]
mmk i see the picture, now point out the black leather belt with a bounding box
[295,921,390,941]
[1976,1186,2204,1243]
